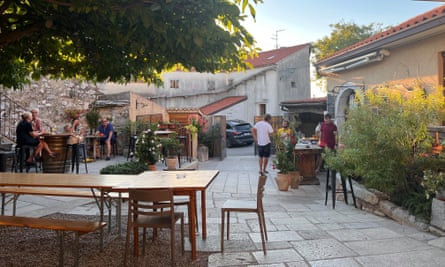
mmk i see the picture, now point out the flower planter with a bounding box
[166,157,177,170]
[147,164,157,171]
[289,171,301,189]
[275,173,290,191]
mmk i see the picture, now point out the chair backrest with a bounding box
[256,175,267,210]
[128,189,175,219]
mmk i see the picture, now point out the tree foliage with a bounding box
[0,0,262,89]
[313,21,383,61]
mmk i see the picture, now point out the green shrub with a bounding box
[100,161,147,174]
[324,85,445,220]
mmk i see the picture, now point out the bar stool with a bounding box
[127,135,137,161]
[64,143,88,173]
[324,168,357,209]
[15,145,39,173]
[0,150,16,172]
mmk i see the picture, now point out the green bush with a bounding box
[324,85,445,220]
[100,161,147,174]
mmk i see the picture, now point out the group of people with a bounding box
[16,109,56,164]
[16,108,116,164]
[251,112,337,175]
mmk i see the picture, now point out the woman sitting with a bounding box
[16,111,56,163]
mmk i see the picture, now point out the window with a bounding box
[208,80,215,90]
[259,104,266,116]
[170,80,179,89]
[291,81,296,88]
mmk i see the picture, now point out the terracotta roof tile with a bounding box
[200,96,248,115]
[246,43,311,68]
[319,4,445,62]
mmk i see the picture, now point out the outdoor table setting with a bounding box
[0,169,219,261]
[112,169,220,260]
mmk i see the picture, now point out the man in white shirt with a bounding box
[252,114,274,175]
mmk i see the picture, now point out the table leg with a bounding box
[201,190,207,239]
[189,191,197,260]
[100,189,104,251]
[332,170,337,209]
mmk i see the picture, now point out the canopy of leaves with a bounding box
[312,21,383,61]
[0,0,262,90]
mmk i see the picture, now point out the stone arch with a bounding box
[334,82,361,132]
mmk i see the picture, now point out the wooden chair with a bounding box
[124,189,184,266]
[162,169,199,234]
[221,175,268,255]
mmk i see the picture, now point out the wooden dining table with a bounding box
[113,170,219,260]
[0,170,219,261]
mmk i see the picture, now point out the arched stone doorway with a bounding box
[334,82,362,132]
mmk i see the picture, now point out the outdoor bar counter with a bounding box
[41,133,71,173]
[294,144,322,185]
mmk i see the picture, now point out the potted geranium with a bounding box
[135,123,161,170]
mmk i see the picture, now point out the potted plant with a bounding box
[273,148,294,191]
[135,123,161,170]
[85,109,100,134]
[160,132,183,170]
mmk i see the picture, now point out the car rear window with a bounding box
[234,124,251,132]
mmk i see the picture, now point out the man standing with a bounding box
[316,113,337,172]
[252,114,274,175]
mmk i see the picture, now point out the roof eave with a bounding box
[316,14,445,68]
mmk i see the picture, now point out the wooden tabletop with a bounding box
[113,170,219,191]
[0,173,121,189]
[0,170,219,191]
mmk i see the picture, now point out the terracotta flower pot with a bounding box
[166,157,177,170]
[289,171,301,189]
[275,173,290,191]
[147,164,157,171]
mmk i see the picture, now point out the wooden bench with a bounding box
[0,187,128,233]
[0,215,106,267]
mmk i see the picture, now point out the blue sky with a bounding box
[242,0,444,51]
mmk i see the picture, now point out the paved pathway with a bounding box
[6,155,445,266]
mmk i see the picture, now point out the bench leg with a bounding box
[74,232,80,267]
[58,231,64,267]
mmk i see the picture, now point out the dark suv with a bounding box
[226,120,254,147]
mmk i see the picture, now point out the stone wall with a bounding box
[3,77,103,133]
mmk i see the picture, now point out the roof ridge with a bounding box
[319,4,445,62]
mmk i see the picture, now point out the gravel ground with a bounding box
[0,213,209,267]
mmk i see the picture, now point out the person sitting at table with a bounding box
[31,108,43,132]
[16,112,56,163]
[95,117,114,160]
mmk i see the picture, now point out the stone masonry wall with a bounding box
[2,78,103,135]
